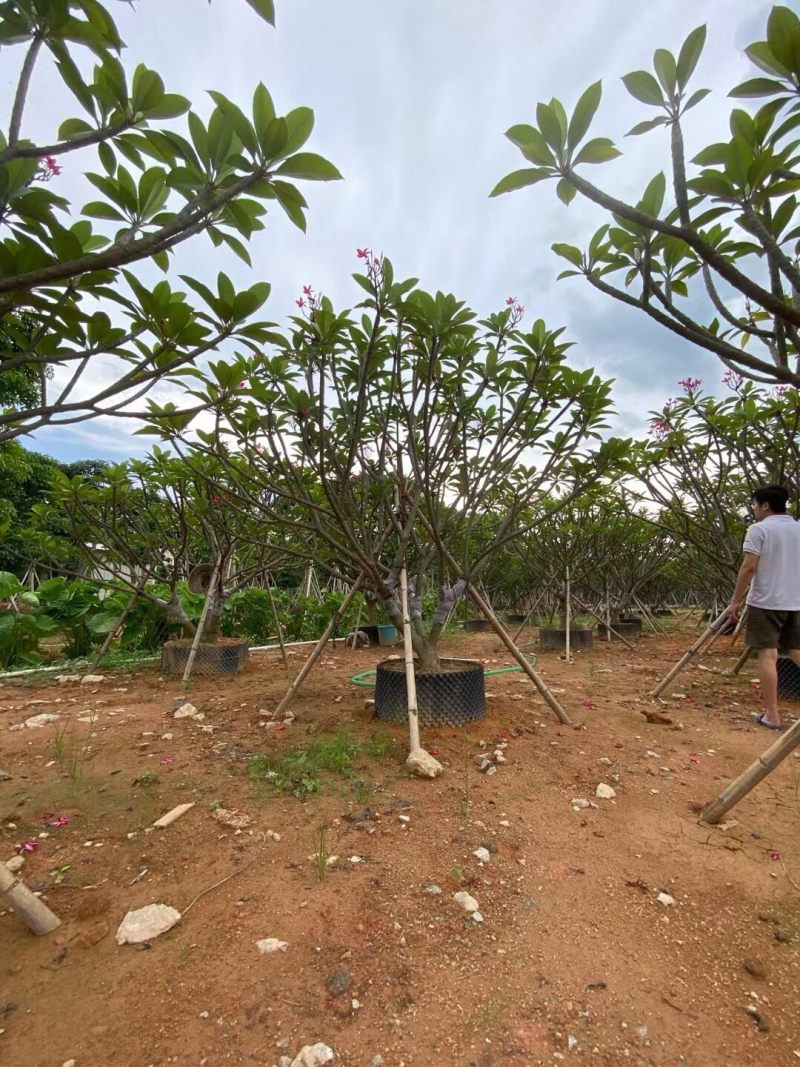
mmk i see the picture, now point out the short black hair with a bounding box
[752,485,789,513]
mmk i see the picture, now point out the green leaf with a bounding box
[622,70,664,106]
[243,0,275,25]
[252,83,276,135]
[683,88,711,111]
[567,81,602,153]
[506,125,555,166]
[551,242,583,267]
[275,152,342,181]
[573,137,621,164]
[626,116,668,136]
[676,25,707,89]
[767,6,800,75]
[745,41,790,79]
[147,93,190,119]
[729,77,791,99]
[98,141,116,176]
[556,178,577,205]
[653,49,677,95]
[536,102,565,153]
[639,172,666,217]
[58,117,93,140]
[489,168,551,197]
[283,107,315,154]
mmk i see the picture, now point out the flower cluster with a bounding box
[505,296,525,326]
[648,418,671,440]
[722,369,743,391]
[37,155,62,181]
[678,376,702,394]
[355,246,384,290]
[295,283,321,315]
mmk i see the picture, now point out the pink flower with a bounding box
[303,285,313,296]
[722,369,743,391]
[161,756,174,765]
[296,298,305,308]
[689,754,700,764]
[678,376,701,393]
[581,699,594,709]
[356,248,370,259]
[49,816,70,828]
[649,418,670,440]
[506,296,516,306]
[770,851,781,861]
[20,841,39,854]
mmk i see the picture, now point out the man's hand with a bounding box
[728,599,742,623]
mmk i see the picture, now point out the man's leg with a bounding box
[757,648,781,727]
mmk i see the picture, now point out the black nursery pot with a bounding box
[538,627,594,651]
[374,657,486,726]
[161,638,249,677]
[462,619,493,633]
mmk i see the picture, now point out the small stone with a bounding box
[116,903,180,945]
[745,1005,770,1032]
[657,892,675,907]
[398,815,411,824]
[743,958,767,980]
[277,1058,292,1067]
[498,819,510,827]
[24,712,60,728]
[63,1061,76,1067]
[369,1057,385,1067]
[257,938,288,954]
[571,798,591,810]
[213,808,251,829]
[174,702,199,719]
[775,930,792,943]
[424,884,442,895]
[325,969,351,996]
[473,847,491,864]
[289,1046,335,1067]
[0,770,12,781]
[595,783,616,800]
[484,764,497,776]
[56,674,82,684]
[453,891,479,914]
[406,748,443,778]
[597,757,612,766]
[472,911,484,923]
[6,855,25,873]
[80,674,105,685]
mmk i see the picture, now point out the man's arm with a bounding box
[729,552,759,621]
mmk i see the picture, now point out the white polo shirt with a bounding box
[743,514,800,610]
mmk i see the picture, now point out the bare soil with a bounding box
[1,624,799,1067]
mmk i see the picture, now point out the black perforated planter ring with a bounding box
[374,657,486,726]
[778,656,800,701]
[161,639,249,677]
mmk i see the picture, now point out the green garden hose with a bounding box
[350,651,537,687]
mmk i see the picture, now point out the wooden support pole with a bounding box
[181,556,221,691]
[0,863,61,935]
[701,718,800,824]
[731,644,755,676]
[570,592,636,650]
[86,585,141,675]
[650,608,730,698]
[265,581,290,677]
[273,575,364,718]
[400,566,421,754]
[632,593,665,635]
[565,566,572,664]
[605,586,612,643]
[512,586,547,643]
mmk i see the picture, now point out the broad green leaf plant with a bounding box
[493,5,800,388]
[0,0,340,442]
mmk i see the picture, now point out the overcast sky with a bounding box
[6,0,774,461]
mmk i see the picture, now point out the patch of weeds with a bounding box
[474,997,502,1033]
[133,770,160,793]
[249,731,388,799]
[52,718,87,782]
[49,863,71,885]
[363,731,396,760]
[351,777,372,806]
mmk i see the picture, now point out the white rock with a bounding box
[473,847,491,864]
[398,815,411,823]
[289,1043,335,1067]
[472,911,484,923]
[595,783,616,800]
[424,884,442,895]
[453,891,480,914]
[63,1060,76,1067]
[571,798,591,810]
[257,937,288,954]
[152,803,195,829]
[406,748,443,778]
[6,855,25,873]
[498,819,510,827]
[349,856,364,864]
[493,750,507,764]
[657,892,675,907]
[24,712,60,728]
[266,830,281,841]
[213,808,251,829]
[115,903,181,945]
[174,702,199,719]
[597,757,613,766]
[56,675,82,684]
[80,675,105,685]
[645,750,660,759]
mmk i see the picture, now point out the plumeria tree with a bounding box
[0,0,340,441]
[621,374,800,596]
[492,5,800,387]
[147,253,623,672]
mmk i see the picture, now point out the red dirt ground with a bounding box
[1,624,799,1067]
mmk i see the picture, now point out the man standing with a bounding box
[729,485,800,729]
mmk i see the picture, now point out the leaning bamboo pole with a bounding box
[0,863,61,935]
[731,644,755,676]
[650,608,730,698]
[180,556,222,691]
[564,567,572,664]
[701,719,800,824]
[273,575,364,718]
[265,581,291,676]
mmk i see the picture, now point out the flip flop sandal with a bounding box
[755,714,784,731]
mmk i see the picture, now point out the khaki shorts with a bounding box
[746,606,800,651]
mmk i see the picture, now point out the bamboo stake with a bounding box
[273,575,364,718]
[605,586,612,643]
[400,566,421,754]
[632,593,665,635]
[180,556,222,691]
[701,718,800,824]
[570,592,636,651]
[512,586,547,643]
[265,580,290,676]
[650,608,730,698]
[86,584,143,675]
[0,863,61,935]
[731,644,755,676]
[565,566,572,664]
